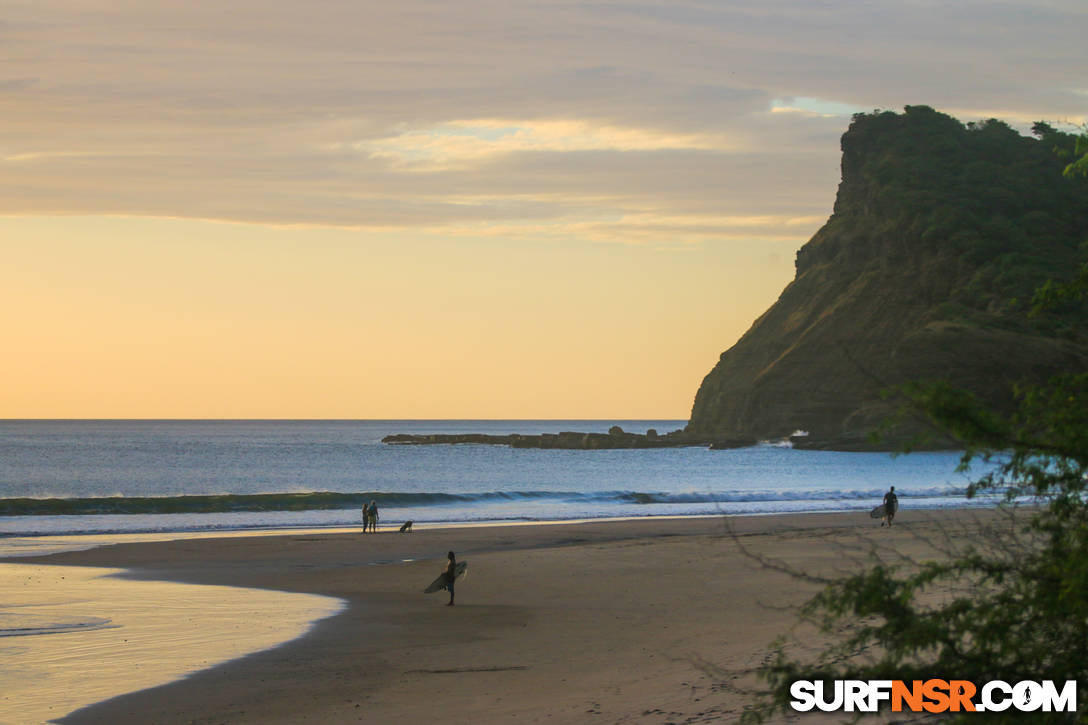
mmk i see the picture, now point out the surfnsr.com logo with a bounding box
[790,679,1077,713]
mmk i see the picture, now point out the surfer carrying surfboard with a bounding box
[424,553,467,600]
[443,551,457,606]
[881,486,899,527]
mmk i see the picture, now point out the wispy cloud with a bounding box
[1,0,1083,242]
[351,119,737,170]
[770,97,870,118]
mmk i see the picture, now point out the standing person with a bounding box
[361,502,370,533]
[881,486,899,527]
[368,499,379,533]
[443,551,457,606]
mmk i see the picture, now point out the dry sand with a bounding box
[17,509,1003,724]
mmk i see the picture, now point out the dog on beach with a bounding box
[399,521,414,533]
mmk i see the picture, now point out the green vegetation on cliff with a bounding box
[688,106,1088,449]
[744,131,1088,724]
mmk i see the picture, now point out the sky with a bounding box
[3,0,1085,419]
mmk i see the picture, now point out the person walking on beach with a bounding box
[881,486,899,527]
[361,502,370,532]
[368,500,379,532]
[443,550,457,606]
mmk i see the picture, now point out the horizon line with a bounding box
[0,417,691,423]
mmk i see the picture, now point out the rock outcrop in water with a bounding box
[381,429,758,450]
[686,107,1088,449]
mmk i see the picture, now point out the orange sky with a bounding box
[3,1,1083,418]
[2,215,803,418]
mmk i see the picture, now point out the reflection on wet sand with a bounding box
[0,563,343,725]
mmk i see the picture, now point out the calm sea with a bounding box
[0,419,995,538]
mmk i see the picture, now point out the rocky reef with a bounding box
[381,427,758,450]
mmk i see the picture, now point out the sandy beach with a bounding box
[7,509,1006,724]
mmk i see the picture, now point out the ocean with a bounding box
[0,419,1000,722]
[0,419,996,539]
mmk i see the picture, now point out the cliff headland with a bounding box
[388,107,1088,451]
[687,106,1088,449]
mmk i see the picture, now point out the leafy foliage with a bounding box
[745,382,1088,723]
[828,108,1088,317]
[690,108,1087,447]
[744,124,1088,723]
[1036,121,1088,180]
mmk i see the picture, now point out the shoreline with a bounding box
[0,499,1002,558]
[0,563,343,725]
[10,508,1010,724]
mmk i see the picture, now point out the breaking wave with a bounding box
[0,485,983,517]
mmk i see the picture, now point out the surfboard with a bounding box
[871,501,898,518]
[424,561,467,593]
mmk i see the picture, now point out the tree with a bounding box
[1063,125,1088,179]
[743,128,1088,724]
[1034,120,1088,179]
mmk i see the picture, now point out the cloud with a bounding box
[351,119,739,170]
[770,97,870,118]
[2,0,1084,243]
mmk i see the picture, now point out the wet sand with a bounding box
[0,564,341,725]
[9,509,1004,724]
